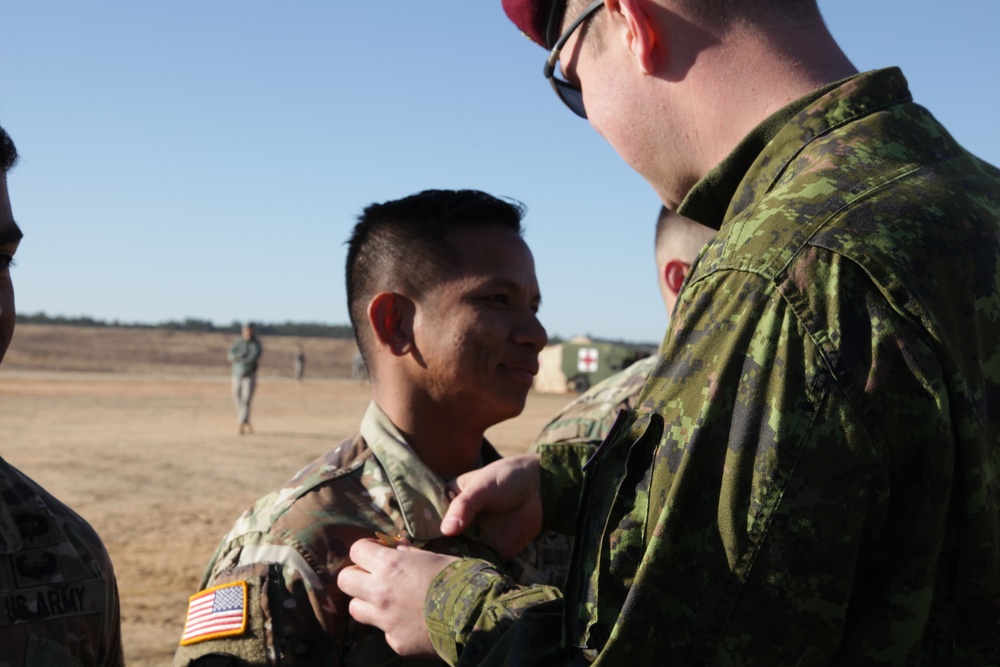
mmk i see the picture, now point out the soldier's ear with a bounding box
[367,292,415,356]
[612,0,658,75]
[663,259,690,297]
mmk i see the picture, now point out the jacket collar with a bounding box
[360,402,500,542]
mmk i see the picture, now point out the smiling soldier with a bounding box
[174,189,548,666]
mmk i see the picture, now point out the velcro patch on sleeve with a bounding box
[180,581,249,645]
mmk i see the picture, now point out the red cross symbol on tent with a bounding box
[578,347,599,373]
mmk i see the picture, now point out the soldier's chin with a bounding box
[502,391,531,420]
[481,393,529,426]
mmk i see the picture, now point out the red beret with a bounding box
[502,0,565,48]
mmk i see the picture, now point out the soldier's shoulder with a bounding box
[531,356,658,448]
[1,458,116,579]
[586,356,657,404]
[223,434,374,540]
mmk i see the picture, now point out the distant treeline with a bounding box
[15,312,661,347]
[16,312,356,339]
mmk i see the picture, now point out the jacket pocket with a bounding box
[566,409,664,652]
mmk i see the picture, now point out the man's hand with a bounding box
[337,539,458,658]
[441,454,542,562]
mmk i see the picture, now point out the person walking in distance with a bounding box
[228,323,262,435]
[293,344,305,382]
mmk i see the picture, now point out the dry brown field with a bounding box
[0,325,572,665]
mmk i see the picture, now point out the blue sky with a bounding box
[2,1,997,344]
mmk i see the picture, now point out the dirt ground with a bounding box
[0,368,571,665]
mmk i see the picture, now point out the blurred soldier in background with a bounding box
[228,323,262,434]
[292,344,305,382]
[350,349,368,382]
[0,123,124,665]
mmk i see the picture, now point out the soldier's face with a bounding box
[558,9,670,197]
[0,175,22,365]
[412,225,547,429]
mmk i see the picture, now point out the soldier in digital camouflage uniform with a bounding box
[0,126,124,665]
[532,207,714,450]
[528,209,714,585]
[173,189,548,666]
[337,1,1000,664]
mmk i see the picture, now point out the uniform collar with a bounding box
[360,401,500,542]
[677,69,910,229]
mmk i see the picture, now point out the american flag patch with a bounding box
[179,581,248,645]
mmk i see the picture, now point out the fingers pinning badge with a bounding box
[374,531,425,549]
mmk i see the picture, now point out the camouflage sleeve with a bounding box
[424,559,563,666]
[173,528,356,666]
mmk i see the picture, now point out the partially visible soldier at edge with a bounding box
[531,207,714,450]
[338,0,1000,664]
[228,322,262,435]
[173,189,549,665]
[528,207,713,586]
[0,124,124,664]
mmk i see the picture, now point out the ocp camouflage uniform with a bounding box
[423,68,1000,665]
[522,355,657,587]
[0,456,124,667]
[530,356,657,453]
[174,401,555,666]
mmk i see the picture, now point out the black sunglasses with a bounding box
[542,0,606,119]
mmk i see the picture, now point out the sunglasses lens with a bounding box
[554,80,587,119]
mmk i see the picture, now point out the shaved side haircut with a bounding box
[655,205,716,264]
[345,189,525,367]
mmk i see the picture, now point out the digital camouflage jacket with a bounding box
[0,456,124,667]
[173,401,557,667]
[424,68,1000,665]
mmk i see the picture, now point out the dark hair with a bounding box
[1,124,18,173]
[345,189,525,364]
